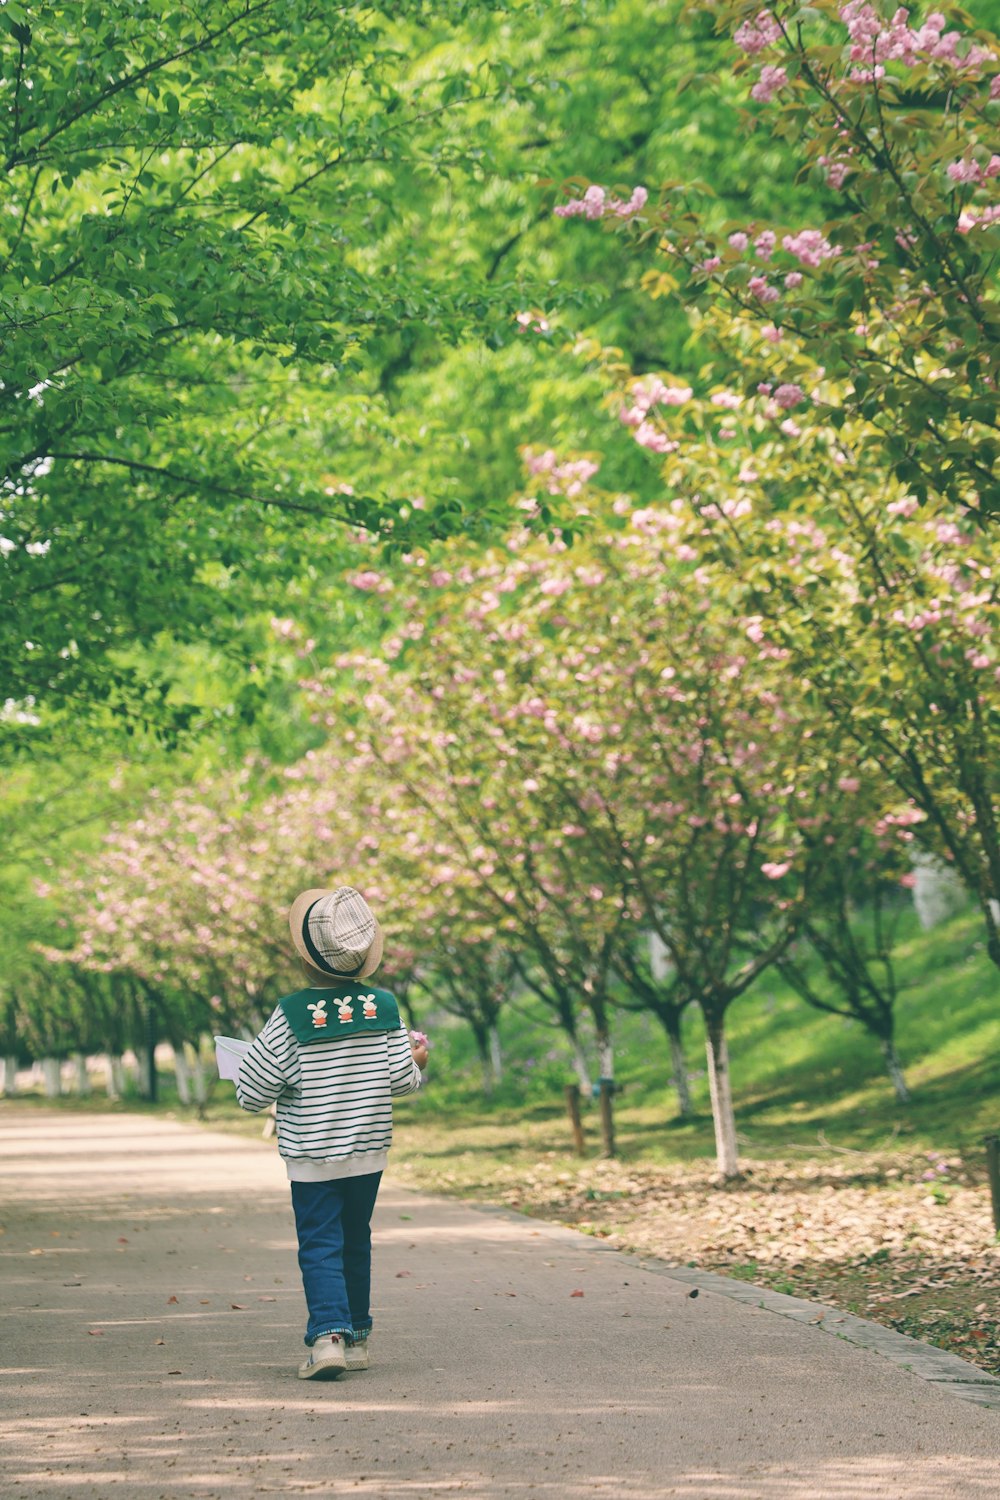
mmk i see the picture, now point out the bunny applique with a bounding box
[307,999,328,1029]
[362,995,378,1020]
[337,999,354,1025]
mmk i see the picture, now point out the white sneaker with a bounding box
[298,1334,347,1380]
[345,1341,369,1371]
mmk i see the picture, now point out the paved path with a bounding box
[2,1109,999,1499]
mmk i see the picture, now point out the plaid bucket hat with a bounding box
[288,886,384,983]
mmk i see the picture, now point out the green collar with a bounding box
[279,985,400,1044]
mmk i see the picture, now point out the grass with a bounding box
[6,905,1000,1374]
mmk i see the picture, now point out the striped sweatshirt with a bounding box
[236,1002,422,1182]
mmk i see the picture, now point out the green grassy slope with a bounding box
[398,907,1000,1164]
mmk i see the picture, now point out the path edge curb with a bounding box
[465,1198,1000,1412]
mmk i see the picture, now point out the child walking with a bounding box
[236,885,427,1379]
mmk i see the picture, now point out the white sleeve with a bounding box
[387,1023,422,1098]
[236,1009,299,1113]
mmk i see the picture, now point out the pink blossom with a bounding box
[762,323,782,344]
[711,391,743,409]
[754,230,777,260]
[751,64,788,102]
[782,229,840,267]
[761,861,791,879]
[634,422,678,453]
[820,156,851,189]
[700,255,722,272]
[748,275,779,303]
[992,76,1000,100]
[554,184,607,219]
[609,185,649,218]
[987,157,1000,179]
[539,576,571,597]
[947,159,982,184]
[957,204,1000,233]
[774,383,805,409]
[886,496,919,518]
[348,570,394,594]
[785,271,804,289]
[729,232,750,251]
[837,776,861,793]
[734,10,781,54]
[780,418,801,437]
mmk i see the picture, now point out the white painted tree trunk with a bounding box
[2,1057,19,1096]
[881,1038,911,1103]
[649,929,672,982]
[597,1033,614,1082]
[571,1037,591,1095]
[173,1048,192,1105]
[705,1021,740,1179]
[72,1054,90,1096]
[669,1031,693,1117]
[189,1040,209,1107]
[41,1057,62,1098]
[912,852,966,930]
[488,1024,503,1087]
[107,1055,126,1098]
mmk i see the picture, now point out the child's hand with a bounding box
[410,1030,430,1069]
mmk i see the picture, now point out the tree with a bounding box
[778,838,914,1101]
[0,0,551,752]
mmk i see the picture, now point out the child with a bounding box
[236,885,427,1379]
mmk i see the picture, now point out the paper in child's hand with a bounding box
[214,1035,251,1082]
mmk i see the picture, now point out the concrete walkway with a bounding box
[1,1108,999,1499]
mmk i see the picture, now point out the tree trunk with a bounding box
[471,1025,494,1096]
[72,1053,90,1097]
[661,1014,693,1118]
[570,1036,591,1095]
[2,1056,19,1096]
[173,1047,192,1105]
[488,1023,503,1087]
[596,1031,614,1082]
[704,1015,740,1180]
[41,1057,62,1099]
[189,1040,209,1107]
[108,1055,126,1099]
[880,1037,911,1103]
[134,1046,152,1099]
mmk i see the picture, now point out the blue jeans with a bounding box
[290,1172,382,1347]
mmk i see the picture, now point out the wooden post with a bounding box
[598,1079,616,1159]
[564,1083,586,1156]
[986,1136,1000,1235]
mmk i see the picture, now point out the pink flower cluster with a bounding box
[751,64,788,102]
[620,377,692,427]
[840,3,994,72]
[734,10,781,54]
[957,205,1000,234]
[554,184,649,220]
[523,450,600,497]
[947,156,1000,184]
[782,230,840,267]
[348,571,395,594]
